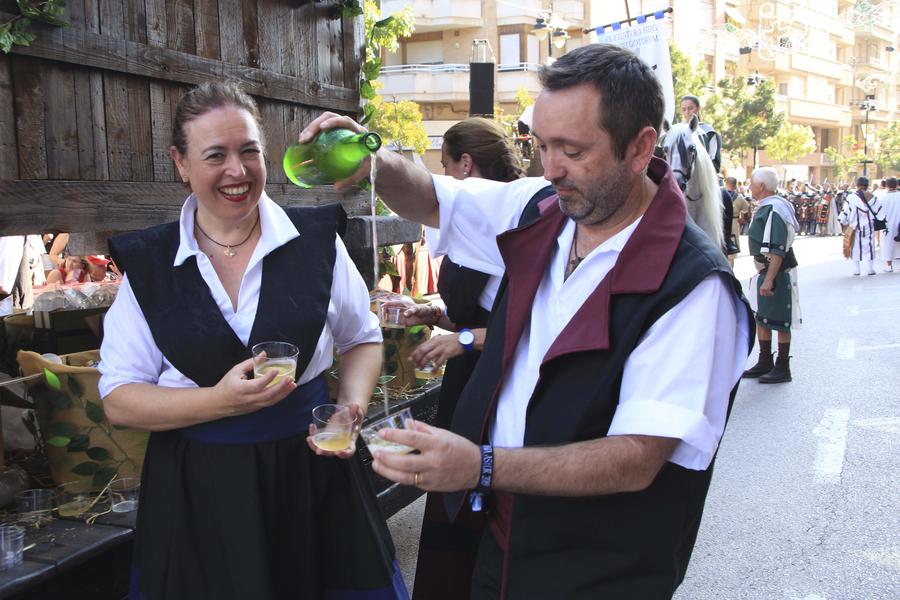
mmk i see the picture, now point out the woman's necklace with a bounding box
[195,211,260,257]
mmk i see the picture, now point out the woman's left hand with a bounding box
[410,334,463,369]
[306,403,364,459]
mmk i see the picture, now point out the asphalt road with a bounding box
[387,233,900,599]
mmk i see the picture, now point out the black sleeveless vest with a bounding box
[448,159,754,598]
[108,204,345,442]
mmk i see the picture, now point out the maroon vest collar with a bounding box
[496,157,686,369]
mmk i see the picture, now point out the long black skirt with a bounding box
[129,429,408,600]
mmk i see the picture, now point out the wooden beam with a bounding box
[0,181,371,235]
[1,11,360,113]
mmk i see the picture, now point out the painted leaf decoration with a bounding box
[85,401,105,424]
[85,446,111,461]
[46,421,78,437]
[93,467,118,488]
[47,436,71,448]
[67,434,90,452]
[68,376,83,398]
[71,461,100,476]
[44,368,61,390]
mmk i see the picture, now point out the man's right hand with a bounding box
[213,356,296,417]
[298,112,375,191]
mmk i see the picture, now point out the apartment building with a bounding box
[380,1,898,181]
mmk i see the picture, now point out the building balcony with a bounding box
[550,0,584,27]
[785,97,852,127]
[379,64,472,103]
[381,0,482,33]
[849,56,892,73]
[497,63,542,102]
[497,0,543,27]
[853,23,896,44]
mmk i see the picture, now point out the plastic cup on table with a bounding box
[310,404,357,452]
[379,303,405,329]
[55,480,96,517]
[0,526,25,570]
[14,489,54,524]
[251,341,299,388]
[109,477,140,513]
[360,408,416,455]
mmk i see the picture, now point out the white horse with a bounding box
[657,116,724,249]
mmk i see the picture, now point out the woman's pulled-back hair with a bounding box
[443,117,526,182]
[171,80,263,155]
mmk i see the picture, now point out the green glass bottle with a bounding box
[283,128,382,188]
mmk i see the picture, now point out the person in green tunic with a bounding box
[743,167,800,384]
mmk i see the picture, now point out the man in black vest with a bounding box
[303,44,753,599]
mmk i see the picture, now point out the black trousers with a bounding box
[471,530,504,600]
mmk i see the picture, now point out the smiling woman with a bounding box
[97,81,408,599]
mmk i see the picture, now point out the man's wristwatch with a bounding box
[458,328,475,352]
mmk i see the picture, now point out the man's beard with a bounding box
[555,161,632,225]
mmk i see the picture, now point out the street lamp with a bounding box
[531,4,569,58]
[860,95,877,177]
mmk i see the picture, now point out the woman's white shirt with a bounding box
[99,193,380,398]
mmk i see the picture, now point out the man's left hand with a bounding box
[370,421,480,492]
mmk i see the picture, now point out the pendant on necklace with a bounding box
[224,246,236,257]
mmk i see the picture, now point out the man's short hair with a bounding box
[725,176,737,187]
[681,95,701,109]
[887,177,898,189]
[539,44,664,161]
[751,167,779,193]
[857,176,869,188]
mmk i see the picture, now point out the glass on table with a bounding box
[14,489,54,523]
[360,408,416,455]
[251,341,299,388]
[109,477,140,513]
[0,525,25,571]
[311,404,358,452]
[55,480,95,517]
[413,361,443,381]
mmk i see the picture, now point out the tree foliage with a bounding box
[668,42,711,125]
[764,121,816,164]
[824,140,865,182]
[359,0,416,124]
[875,121,900,172]
[368,96,430,155]
[711,77,783,161]
[0,0,69,54]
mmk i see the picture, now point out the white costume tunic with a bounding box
[879,190,900,262]
[839,191,883,263]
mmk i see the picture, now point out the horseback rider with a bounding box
[680,95,722,174]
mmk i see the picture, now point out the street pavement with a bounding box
[387,233,900,599]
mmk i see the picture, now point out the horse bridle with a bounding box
[657,136,699,201]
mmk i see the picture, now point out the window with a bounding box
[499,33,521,69]
[778,82,789,96]
[406,41,444,64]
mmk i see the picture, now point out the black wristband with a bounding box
[475,444,493,493]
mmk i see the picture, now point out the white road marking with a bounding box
[857,548,900,570]
[857,343,900,352]
[846,305,860,316]
[812,408,850,483]
[852,417,900,435]
[859,306,900,312]
[836,338,856,360]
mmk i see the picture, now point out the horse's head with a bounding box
[657,116,701,193]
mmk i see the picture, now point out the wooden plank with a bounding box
[279,0,298,78]
[295,1,316,80]
[242,0,260,69]
[98,0,125,38]
[0,181,370,235]
[259,101,286,184]
[0,54,18,180]
[168,0,196,54]
[83,0,101,34]
[73,67,111,180]
[103,73,132,180]
[2,11,359,112]
[145,0,167,47]
[43,63,80,179]
[149,82,175,181]
[257,0,281,74]
[127,79,153,180]
[217,0,246,65]
[343,13,364,97]
[317,4,344,87]
[125,0,148,44]
[194,0,221,60]
[11,57,48,179]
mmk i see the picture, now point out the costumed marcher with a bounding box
[390,117,533,600]
[680,94,722,174]
[839,176,883,276]
[724,176,748,266]
[300,44,753,598]
[878,177,900,272]
[0,235,44,309]
[742,167,801,384]
[98,81,408,600]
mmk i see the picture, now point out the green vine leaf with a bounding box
[93,467,118,488]
[85,401,105,424]
[71,461,100,476]
[373,16,395,28]
[47,435,71,448]
[68,376,84,399]
[85,446,111,461]
[67,434,90,452]
[360,80,376,100]
[2,1,71,54]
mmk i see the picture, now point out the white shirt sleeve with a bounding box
[432,175,551,276]
[608,273,750,470]
[98,274,166,398]
[328,235,382,355]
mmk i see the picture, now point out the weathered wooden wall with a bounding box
[0,0,370,237]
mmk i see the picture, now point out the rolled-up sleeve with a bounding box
[328,236,382,355]
[608,274,750,470]
[98,275,165,398]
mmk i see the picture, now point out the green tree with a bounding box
[368,96,430,155]
[763,121,816,164]
[874,121,900,172]
[713,77,783,167]
[360,0,416,124]
[668,42,711,124]
[825,140,865,182]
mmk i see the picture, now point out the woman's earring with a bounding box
[462,169,469,177]
[182,175,190,183]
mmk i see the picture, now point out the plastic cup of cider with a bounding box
[311,404,357,452]
[252,341,299,388]
[360,408,416,455]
